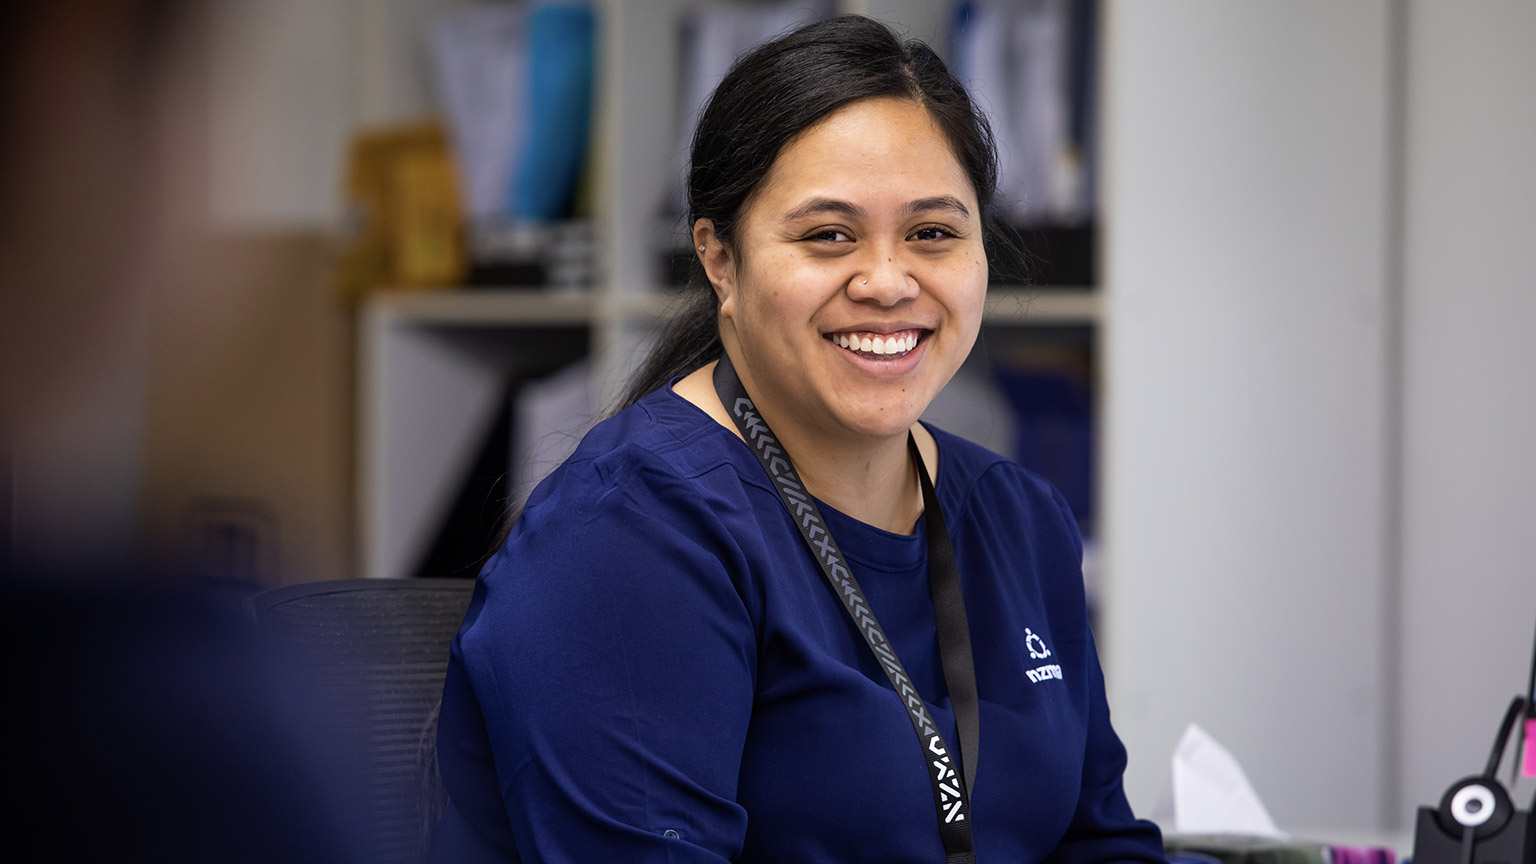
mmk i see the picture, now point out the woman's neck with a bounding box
[672,361,936,534]
[771,417,919,534]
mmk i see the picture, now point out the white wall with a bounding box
[1102,0,1536,834]
[1398,0,1536,820]
[1101,0,1394,831]
[208,0,472,228]
[208,0,357,227]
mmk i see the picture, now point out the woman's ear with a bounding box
[692,219,737,318]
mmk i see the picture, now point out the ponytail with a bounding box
[613,270,721,413]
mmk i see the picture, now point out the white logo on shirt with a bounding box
[1025,628,1052,660]
[1026,664,1063,683]
[1024,628,1062,683]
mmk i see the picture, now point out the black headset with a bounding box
[1431,697,1530,846]
[1415,618,1536,864]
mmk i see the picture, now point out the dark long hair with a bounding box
[615,14,1001,411]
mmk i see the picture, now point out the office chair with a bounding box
[250,578,474,864]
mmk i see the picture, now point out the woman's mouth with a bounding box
[827,329,925,359]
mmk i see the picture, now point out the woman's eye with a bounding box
[806,229,851,243]
[910,226,953,242]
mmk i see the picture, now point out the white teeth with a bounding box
[831,331,920,356]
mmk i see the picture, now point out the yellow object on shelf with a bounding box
[335,122,466,301]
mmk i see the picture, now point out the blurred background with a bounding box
[3,0,1533,849]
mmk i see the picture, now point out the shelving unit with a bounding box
[357,0,1103,581]
[366,284,1100,329]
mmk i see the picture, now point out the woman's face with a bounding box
[709,96,987,445]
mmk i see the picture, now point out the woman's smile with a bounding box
[823,327,933,381]
[826,329,924,358]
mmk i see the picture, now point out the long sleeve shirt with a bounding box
[433,384,1165,864]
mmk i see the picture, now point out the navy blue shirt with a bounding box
[434,384,1164,863]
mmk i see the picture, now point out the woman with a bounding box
[434,15,1164,864]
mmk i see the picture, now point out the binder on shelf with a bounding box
[668,2,831,216]
[950,0,1098,226]
[430,4,529,224]
[512,3,596,221]
[411,359,594,581]
[429,2,597,288]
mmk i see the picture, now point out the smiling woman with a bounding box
[679,95,988,533]
[433,15,1166,864]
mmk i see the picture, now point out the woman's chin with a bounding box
[831,402,929,442]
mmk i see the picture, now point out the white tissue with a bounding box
[1150,722,1287,838]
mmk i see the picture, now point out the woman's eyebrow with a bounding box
[903,195,971,219]
[779,195,973,223]
[780,197,864,223]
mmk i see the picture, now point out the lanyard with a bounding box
[712,354,981,863]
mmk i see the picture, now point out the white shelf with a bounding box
[984,287,1102,325]
[367,288,597,327]
[367,285,1101,328]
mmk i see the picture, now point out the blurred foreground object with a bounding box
[0,0,201,576]
[3,582,367,862]
[1,1,367,859]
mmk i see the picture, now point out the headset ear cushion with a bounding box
[1435,776,1514,839]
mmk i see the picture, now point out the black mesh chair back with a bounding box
[250,578,474,864]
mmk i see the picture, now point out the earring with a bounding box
[861,279,868,285]
[697,245,705,252]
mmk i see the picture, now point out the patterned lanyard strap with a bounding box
[713,353,981,863]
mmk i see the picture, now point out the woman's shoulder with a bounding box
[924,428,1089,619]
[522,384,766,520]
[475,386,767,619]
[928,425,1069,513]
[926,424,1082,556]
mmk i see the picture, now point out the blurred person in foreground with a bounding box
[1,2,362,860]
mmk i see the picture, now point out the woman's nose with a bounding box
[846,250,918,305]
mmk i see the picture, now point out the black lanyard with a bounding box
[713,353,981,863]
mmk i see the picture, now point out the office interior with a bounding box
[4,0,1534,850]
